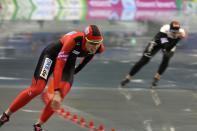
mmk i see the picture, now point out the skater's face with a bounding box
[170,22,180,38]
[85,38,101,54]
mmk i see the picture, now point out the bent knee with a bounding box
[29,79,46,96]
[28,86,44,96]
[138,56,150,65]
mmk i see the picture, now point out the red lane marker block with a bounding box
[111,128,116,131]
[64,111,71,119]
[98,124,105,131]
[80,117,86,127]
[72,114,78,123]
[89,121,95,129]
[56,109,61,115]
[60,108,65,113]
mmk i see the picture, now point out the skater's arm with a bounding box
[74,55,94,74]
[53,37,75,92]
[74,44,105,74]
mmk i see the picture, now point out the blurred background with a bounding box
[0,0,197,88]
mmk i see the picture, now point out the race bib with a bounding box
[40,58,52,79]
[160,38,169,44]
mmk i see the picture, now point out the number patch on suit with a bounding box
[160,38,168,44]
[40,58,52,79]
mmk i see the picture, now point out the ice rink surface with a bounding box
[1,46,197,131]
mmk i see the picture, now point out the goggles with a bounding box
[85,37,103,45]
